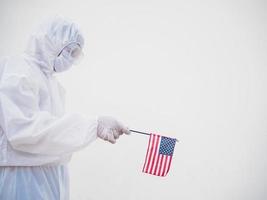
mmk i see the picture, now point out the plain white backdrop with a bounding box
[1,0,267,199]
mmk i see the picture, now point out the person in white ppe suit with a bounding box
[0,16,130,200]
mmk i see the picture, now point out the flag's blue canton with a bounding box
[159,136,176,156]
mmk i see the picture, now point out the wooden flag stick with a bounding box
[129,129,179,142]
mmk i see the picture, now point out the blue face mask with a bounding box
[53,43,83,73]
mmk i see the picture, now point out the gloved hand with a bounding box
[97,116,130,144]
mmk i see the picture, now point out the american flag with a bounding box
[142,134,176,177]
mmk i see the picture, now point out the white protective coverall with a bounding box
[0,16,101,199]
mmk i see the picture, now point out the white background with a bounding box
[0,0,267,199]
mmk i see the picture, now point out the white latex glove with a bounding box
[97,116,130,144]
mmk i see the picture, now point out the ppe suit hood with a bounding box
[25,16,84,75]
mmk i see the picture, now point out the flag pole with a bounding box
[129,129,179,142]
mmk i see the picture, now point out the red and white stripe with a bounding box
[142,134,173,177]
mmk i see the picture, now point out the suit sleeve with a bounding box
[0,74,98,156]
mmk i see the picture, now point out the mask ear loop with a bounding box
[53,45,67,72]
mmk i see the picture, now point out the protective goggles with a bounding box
[58,43,84,65]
